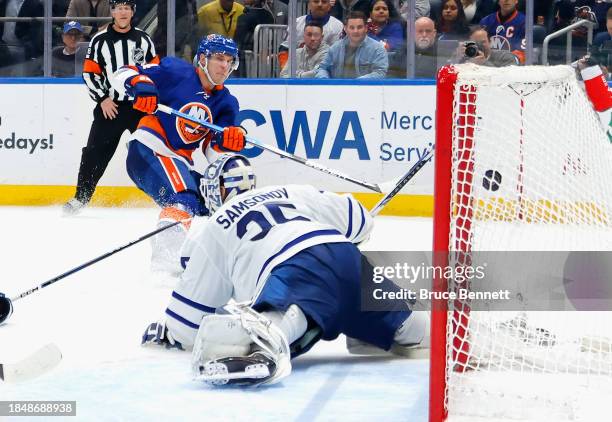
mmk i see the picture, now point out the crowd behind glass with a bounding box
[1,0,611,79]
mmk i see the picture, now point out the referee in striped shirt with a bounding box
[64,0,159,214]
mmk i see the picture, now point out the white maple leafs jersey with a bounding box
[165,184,373,346]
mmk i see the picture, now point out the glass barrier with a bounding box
[0,0,611,79]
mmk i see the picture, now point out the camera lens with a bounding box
[465,42,478,58]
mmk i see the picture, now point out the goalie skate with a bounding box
[196,352,277,386]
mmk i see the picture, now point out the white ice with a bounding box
[0,206,432,422]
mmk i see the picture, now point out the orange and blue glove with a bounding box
[128,75,158,114]
[215,126,246,152]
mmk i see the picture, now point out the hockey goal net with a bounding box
[430,64,612,421]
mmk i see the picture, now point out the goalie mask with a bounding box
[200,154,256,214]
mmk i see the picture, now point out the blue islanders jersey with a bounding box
[480,11,526,61]
[112,57,239,166]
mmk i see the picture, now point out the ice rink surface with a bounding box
[0,206,432,422]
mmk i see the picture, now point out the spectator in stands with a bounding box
[330,0,371,22]
[399,0,431,20]
[52,0,72,44]
[573,3,599,45]
[235,0,275,77]
[594,6,612,47]
[153,0,198,60]
[414,16,438,78]
[65,0,110,40]
[278,0,344,70]
[592,6,612,70]
[547,1,596,63]
[54,0,71,17]
[52,21,84,77]
[281,21,329,78]
[0,0,44,76]
[533,0,554,26]
[268,0,288,25]
[435,0,470,41]
[316,11,388,78]
[577,0,611,34]
[367,0,405,52]
[296,0,344,47]
[454,27,519,67]
[197,0,245,39]
[479,0,526,63]
[459,0,496,25]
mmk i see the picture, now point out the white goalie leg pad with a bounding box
[192,314,253,366]
[394,311,429,346]
[391,311,430,358]
[191,304,292,386]
[261,304,308,345]
[347,311,431,358]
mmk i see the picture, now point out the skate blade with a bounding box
[195,362,270,385]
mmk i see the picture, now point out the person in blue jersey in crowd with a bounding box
[110,34,247,276]
[479,0,525,63]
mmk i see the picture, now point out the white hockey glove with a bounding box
[141,321,184,350]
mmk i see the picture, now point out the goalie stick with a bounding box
[0,343,62,383]
[156,104,382,193]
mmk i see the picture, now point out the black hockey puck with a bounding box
[0,293,13,325]
[482,170,502,191]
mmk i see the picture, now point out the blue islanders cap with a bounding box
[63,21,83,34]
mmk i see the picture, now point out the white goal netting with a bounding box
[441,64,612,420]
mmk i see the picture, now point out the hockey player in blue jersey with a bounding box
[110,34,247,274]
[142,154,428,386]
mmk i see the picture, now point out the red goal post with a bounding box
[429,63,612,422]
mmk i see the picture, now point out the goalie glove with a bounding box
[141,321,184,350]
[128,75,158,114]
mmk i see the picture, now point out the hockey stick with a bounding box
[369,147,434,217]
[156,104,382,193]
[0,220,186,325]
[0,343,62,382]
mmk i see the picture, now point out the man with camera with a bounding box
[456,27,518,67]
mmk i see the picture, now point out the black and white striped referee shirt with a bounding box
[83,25,159,104]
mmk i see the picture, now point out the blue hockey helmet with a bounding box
[200,154,256,213]
[197,34,239,66]
[195,35,239,85]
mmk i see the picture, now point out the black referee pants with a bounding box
[73,102,144,204]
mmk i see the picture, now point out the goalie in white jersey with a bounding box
[142,153,427,386]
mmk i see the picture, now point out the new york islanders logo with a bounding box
[176,102,212,144]
[490,25,513,51]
